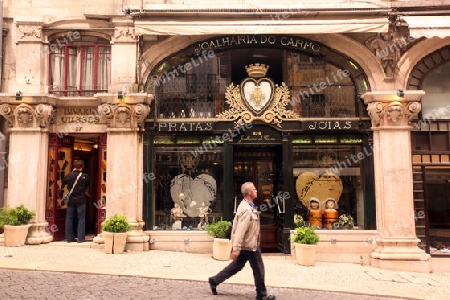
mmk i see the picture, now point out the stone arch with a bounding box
[400,37,450,89]
[140,34,384,92]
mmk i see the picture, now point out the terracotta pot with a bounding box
[294,243,317,266]
[103,232,128,254]
[212,238,232,260]
[3,225,31,247]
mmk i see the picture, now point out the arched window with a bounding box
[49,35,111,96]
[408,46,450,120]
[146,40,365,119]
[421,61,450,119]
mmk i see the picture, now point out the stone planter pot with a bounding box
[212,238,232,260]
[3,225,31,247]
[103,232,128,254]
[294,243,317,266]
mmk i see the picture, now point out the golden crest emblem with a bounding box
[217,63,298,127]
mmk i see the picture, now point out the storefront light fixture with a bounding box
[397,89,405,98]
[118,91,124,100]
[15,91,23,101]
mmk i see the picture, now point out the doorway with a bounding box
[233,146,282,252]
[46,133,105,241]
[425,167,450,255]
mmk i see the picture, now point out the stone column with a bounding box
[362,90,430,272]
[14,19,45,93]
[0,95,55,244]
[109,18,138,93]
[94,93,153,251]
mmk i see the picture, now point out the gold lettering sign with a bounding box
[195,35,321,54]
[60,108,101,124]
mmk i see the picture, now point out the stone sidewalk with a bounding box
[0,242,449,300]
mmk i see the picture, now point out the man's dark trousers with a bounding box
[210,247,267,299]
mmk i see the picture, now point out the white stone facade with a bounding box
[1,0,450,272]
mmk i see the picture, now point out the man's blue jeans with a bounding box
[65,203,86,242]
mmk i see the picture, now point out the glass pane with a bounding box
[292,145,365,230]
[80,47,95,94]
[67,47,78,95]
[431,132,448,151]
[97,47,111,92]
[411,133,429,151]
[256,161,275,225]
[421,62,450,119]
[154,145,224,230]
[287,52,356,117]
[49,50,65,92]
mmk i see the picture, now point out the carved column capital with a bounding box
[0,103,54,129]
[98,102,150,130]
[361,91,424,128]
[95,93,153,130]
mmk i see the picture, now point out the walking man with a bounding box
[62,160,90,243]
[208,182,276,300]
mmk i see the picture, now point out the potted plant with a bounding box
[0,204,35,246]
[101,214,132,254]
[338,214,355,229]
[291,226,319,266]
[205,220,232,260]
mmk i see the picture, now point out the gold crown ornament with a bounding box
[245,63,269,78]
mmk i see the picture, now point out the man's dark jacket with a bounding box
[62,170,90,205]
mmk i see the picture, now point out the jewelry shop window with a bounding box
[49,35,111,97]
[292,135,369,230]
[153,136,224,230]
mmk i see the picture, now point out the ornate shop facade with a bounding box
[1,1,450,272]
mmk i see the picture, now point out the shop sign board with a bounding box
[302,120,359,131]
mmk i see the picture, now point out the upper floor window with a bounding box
[49,35,111,97]
[421,61,450,120]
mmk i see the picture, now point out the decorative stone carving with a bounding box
[365,33,400,81]
[0,103,54,129]
[17,24,42,41]
[0,104,15,126]
[98,103,150,129]
[114,26,136,42]
[366,101,421,127]
[35,104,54,128]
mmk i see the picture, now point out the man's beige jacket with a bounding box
[231,200,261,252]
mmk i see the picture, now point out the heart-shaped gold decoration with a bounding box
[241,78,275,116]
[295,171,343,210]
[170,174,216,217]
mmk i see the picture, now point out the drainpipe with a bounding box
[0,1,5,207]
[0,0,3,93]
[0,132,5,207]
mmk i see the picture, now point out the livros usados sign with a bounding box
[60,108,101,124]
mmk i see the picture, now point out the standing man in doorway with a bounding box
[208,182,276,300]
[62,160,90,243]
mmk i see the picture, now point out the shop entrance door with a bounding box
[46,133,105,241]
[233,146,282,252]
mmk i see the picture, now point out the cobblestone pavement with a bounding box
[0,269,408,300]
[0,243,449,300]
